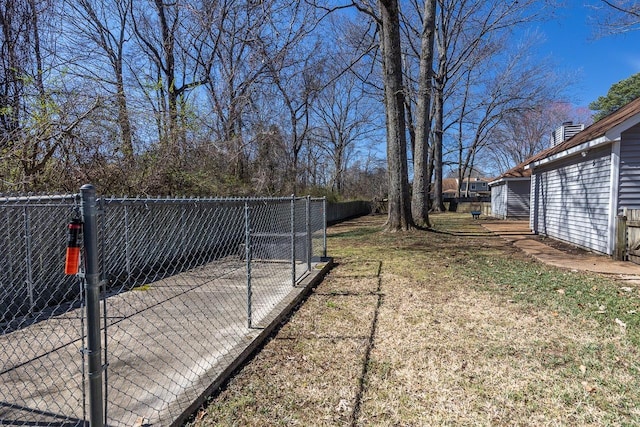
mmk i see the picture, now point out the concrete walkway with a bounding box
[481,220,640,282]
[1,259,332,427]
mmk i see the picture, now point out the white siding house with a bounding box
[489,122,586,220]
[530,146,612,253]
[526,97,640,255]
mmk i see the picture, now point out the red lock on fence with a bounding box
[65,218,82,275]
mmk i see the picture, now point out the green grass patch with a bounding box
[455,254,640,346]
[191,213,640,427]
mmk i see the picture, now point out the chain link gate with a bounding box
[1,193,90,426]
[1,186,327,426]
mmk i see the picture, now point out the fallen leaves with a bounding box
[581,381,597,394]
[335,398,351,413]
[615,318,627,331]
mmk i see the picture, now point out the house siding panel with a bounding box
[618,123,640,211]
[491,183,507,219]
[506,180,530,219]
[532,145,611,254]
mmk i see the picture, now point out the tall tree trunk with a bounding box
[115,60,134,162]
[432,36,446,212]
[432,78,445,211]
[77,0,134,163]
[153,0,179,152]
[28,0,44,97]
[426,136,435,210]
[411,0,436,227]
[334,144,344,192]
[23,0,50,188]
[379,0,413,231]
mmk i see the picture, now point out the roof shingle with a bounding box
[492,96,640,181]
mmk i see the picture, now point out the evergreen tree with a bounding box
[589,72,640,121]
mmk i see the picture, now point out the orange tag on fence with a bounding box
[65,246,80,275]
[65,220,82,275]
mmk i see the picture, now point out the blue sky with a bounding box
[536,2,640,108]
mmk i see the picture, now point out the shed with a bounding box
[488,165,531,219]
[526,96,640,255]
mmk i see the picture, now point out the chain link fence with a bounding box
[1,187,327,426]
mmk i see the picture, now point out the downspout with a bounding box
[530,170,537,232]
[607,140,621,255]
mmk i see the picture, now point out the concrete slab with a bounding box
[1,258,333,426]
[481,220,640,278]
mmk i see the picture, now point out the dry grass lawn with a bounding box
[188,213,640,426]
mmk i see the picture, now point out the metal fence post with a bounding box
[306,196,311,272]
[97,195,109,425]
[23,206,34,314]
[80,184,105,427]
[322,197,327,258]
[5,211,13,279]
[291,195,296,286]
[124,204,131,283]
[245,202,252,328]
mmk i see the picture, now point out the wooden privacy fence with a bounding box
[617,209,640,263]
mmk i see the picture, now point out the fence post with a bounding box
[615,210,627,261]
[322,197,327,259]
[124,204,131,283]
[306,196,312,272]
[80,184,105,427]
[291,195,296,286]
[245,202,252,328]
[23,206,34,314]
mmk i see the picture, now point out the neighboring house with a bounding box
[441,178,459,197]
[441,177,490,197]
[464,178,490,196]
[525,96,640,255]
[488,165,531,220]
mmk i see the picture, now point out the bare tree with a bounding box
[0,0,31,151]
[377,0,413,229]
[330,0,416,227]
[0,0,99,191]
[410,0,436,226]
[313,70,379,193]
[592,0,640,34]
[343,155,388,200]
[486,102,592,174]
[200,0,271,184]
[252,124,288,194]
[130,0,211,152]
[64,0,135,163]
[255,1,326,193]
[450,34,557,194]
[429,0,545,210]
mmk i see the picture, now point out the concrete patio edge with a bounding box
[481,220,640,277]
[171,257,334,427]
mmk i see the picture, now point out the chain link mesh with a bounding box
[1,194,88,426]
[1,192,326,426]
